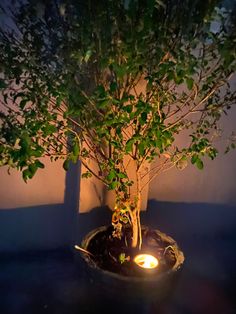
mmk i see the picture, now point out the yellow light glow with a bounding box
[134,254,158,269]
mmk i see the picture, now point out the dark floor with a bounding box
[0,201,236,314]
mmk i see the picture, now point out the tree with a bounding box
[0,0,235,248]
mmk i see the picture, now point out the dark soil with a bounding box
[86,225,177,277]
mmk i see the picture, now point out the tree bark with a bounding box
[131,168,142,248]
[131,213,139,248]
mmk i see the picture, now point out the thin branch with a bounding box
[80,90,104,118]
[163,83,221,132]
[80,159,108,186]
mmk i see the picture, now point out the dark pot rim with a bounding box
[78,225,185,283]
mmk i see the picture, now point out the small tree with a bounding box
[0,0,235,249]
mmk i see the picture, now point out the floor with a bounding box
[0,202,235,314]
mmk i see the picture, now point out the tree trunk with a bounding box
[131,214,139,248]
[131,168,142,248]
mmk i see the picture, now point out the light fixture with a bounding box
[134,254,158,269]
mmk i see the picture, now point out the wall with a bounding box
[0,158,65,209]
[0,118,235,253]
[149,106,236,205]
[0,158,80,252]
[1,94,236,252]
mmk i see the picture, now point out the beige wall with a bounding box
[149,106,236,205]
[0,158,66,209]
[149,152,236,205]
[79,166,105,213]
[0,158,80,252]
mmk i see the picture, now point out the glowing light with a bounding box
[134,254,158,269]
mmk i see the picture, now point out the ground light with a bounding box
[133,254,159,269]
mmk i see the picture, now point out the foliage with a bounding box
[0,0,236,247]
[119,253,130,264]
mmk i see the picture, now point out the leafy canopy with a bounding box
[0,0,235,195]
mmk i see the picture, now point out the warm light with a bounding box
[134,254,158,269]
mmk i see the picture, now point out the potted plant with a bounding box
[0,0,235,290]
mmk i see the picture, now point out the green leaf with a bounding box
[70,155,78,163]
[72,141,80,157]
[84,49,92,63]
[19,134,31,153]
[117,172,127,179]
[63,159,69,171]
[42,124,57,136]
[196,158,204,170]
[19,99,28,109]
[186,78,194,90]
[96,85,106,95]
[138,142,145,156]
[174,76,184,85]
[125,139,134,153]
[113,64,126,78]
[119,253,126,264]
[98,99,110,108]
[28,163,38,178]
[0,79,7,89]
[35,160,45,169]
[30,148,43,157]
[139,112,147,125]
[107,169,117,181]
[155,139,163,150]
[191,154,198,164]
[123,105,133,113]
[22,169,31,182]
[82,171,92,178]
[110,82,117,92]
[109,181,118,190]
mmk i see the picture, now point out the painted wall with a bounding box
[0,158,65,209]
[0,159,80,252]
[149,106,236,205]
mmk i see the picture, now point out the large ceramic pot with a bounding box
[76,225,184,301]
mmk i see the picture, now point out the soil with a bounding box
[86,225,178,277]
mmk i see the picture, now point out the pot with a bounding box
[75,225,184,301]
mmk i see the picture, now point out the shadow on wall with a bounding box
[143,200,236,238]
[76,199,236,247]
[1,162,236,254]
[0,162,80,253]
